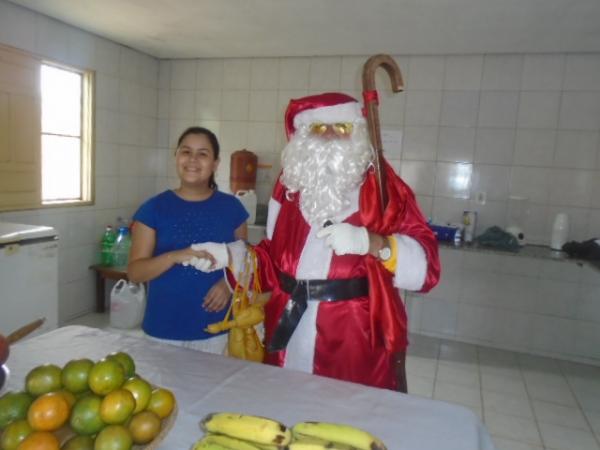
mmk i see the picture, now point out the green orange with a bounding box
[69,394,105,436]
[25,365,62,397]
[106,352,135,379]
[88,359,125,396]
[0,419,32,450]
[0,391,34,428]
[122,377,152,414]
[61,359,93,394]
[99,389,136,425]
[94,425,133,450]
[128,410,161,445]
[146,388,175,419]
[60,435,94,450]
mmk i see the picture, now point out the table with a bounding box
[89,265,128,313]
[6,326,495,450]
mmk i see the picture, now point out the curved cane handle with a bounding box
[362,54,404,210]
[362,54,403,93]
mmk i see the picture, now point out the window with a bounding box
[0,44,94,211]
[41,64,93,204]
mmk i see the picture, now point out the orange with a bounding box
[16,431,59,450]
[69,394,105,436]
[94,425,133,450]
[27,392,70,431]
[0,391,34,428]
[122,377,152,414]
[25,365,62,397]
[127,411,161,445]
[60,435,94,450]
[99,389,135,425]
[88,359,125,396]
[106,352,135,379]
[61,359,93,394]
[57,390,76,408]
[146,388,175,419]
[0,419,32,450]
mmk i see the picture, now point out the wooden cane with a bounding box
[6,318,46,344]
[362,54,404,210]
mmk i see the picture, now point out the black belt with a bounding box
[267,272,369,352]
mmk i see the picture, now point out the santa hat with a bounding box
[284,92,365,140]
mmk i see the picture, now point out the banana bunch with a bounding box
[291,421,387,450]
[196,412,292,449]
[193,413,387,450]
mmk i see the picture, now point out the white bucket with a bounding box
[235,190,257,225]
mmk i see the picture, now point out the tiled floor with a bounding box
[66,314,600,450]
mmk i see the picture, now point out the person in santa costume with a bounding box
[190,92,440,391]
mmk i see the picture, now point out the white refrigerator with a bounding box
[0,222,58,337]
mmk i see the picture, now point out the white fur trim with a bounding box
[266,197,281,240]
[393,234,428,291]
[284,301,319,373]
[293,102,364,129]
[227,240,248,280]
[284,224,333,373]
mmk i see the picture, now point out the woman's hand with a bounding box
[169,248,216,267]
[203,279,232,312]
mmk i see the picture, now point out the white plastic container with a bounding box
[110,279,146,329]
[235,190,257,225]
[550,212,569,251]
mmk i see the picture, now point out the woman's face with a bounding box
[175,133,219,187]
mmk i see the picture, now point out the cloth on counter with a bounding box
[562,238,600,260]
[7,326,495,450]
[475,226,520,252]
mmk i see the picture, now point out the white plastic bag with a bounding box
[110,279,146,329]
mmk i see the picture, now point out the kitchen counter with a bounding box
[440,241,600,273]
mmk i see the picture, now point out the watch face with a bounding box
[379,246,391,261]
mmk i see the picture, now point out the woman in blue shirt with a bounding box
[128,127,248,353]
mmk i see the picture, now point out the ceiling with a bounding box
[9,0,600,59]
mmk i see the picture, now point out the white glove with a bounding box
[316,223,370,256]
[190,242,229,272]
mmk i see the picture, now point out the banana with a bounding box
[201,413,292,446]
[194,434,264,450]
[290,435,358,450]
[288,442,356,450]
[192,439,231,450]
[291,422,386,450]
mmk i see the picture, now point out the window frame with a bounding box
[0,43,95,212]
[40,61,95,207]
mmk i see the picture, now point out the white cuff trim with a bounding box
[227,240,248,280]
[393,234,427,291]
[266,197,281,240]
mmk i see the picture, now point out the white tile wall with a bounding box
[2,0,600,330]
[156,50,600,244]
[409,246,600,367]
[0,1,160,323]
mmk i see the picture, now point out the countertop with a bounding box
[440,241,600,273]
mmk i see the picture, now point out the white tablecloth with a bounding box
[5,326,495,450]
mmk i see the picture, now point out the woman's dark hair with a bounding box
[176,126,220,190]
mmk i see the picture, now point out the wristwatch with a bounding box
[378,237,392,261]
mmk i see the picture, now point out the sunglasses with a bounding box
[309,122,354,138]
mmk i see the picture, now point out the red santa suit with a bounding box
[253,93,440,390]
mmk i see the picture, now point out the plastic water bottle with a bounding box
[112,226,131,268]
[100,225,116,266]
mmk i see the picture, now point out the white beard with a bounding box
[281,122,373,226]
